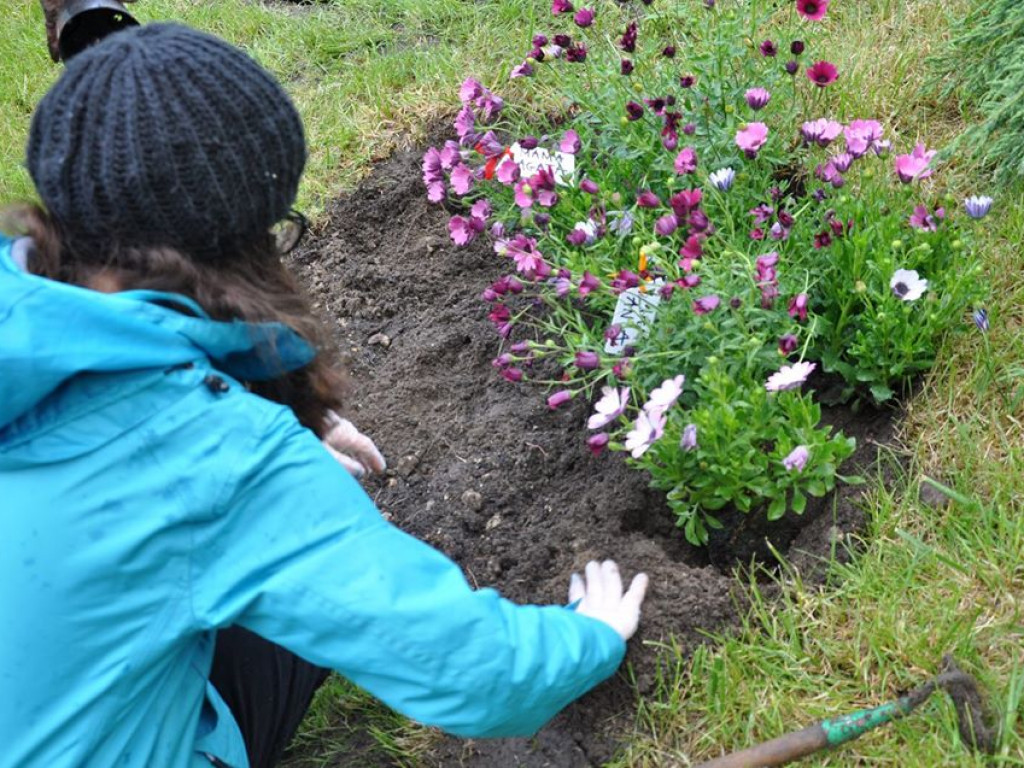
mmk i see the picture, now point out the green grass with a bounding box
[3,1,1022,766]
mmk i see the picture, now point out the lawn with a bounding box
[2,1,1021,767]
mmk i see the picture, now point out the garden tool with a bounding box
[693,656,995,768]
[57,0,138,61]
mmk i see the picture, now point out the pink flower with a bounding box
[894,143,936,183]
[788,293,808,321]
[575,350,600,370]
[454,106,475,140]
[426,181,446,204]
[501,368,524,383]
[574,7,595,27]
[560,130,582,154]
[844,119,883,157]
[647,375,685,412]
[450,163,473,195]
[745,88,771,110]
[735,122,769,158]
[625,408,667,458]
[579,271,601,297]
[514,180,534,208]
[511,61,534,79]
[439,141,461,170]
[693,294,720,315]
[496,159,520,185]
[637,190,661,208]
[765,361,816,392]
[909,204,945,231]
[547,390,573,409]
[796,0,829,21]
[801,118,844,147]
[806,61,839,87]
[588,386,630,429]
[655,214,679,236]
[422,147,443,184]
[448,214,486,245]
[552,0,573,13]
[503,234,549,278]
[674,146,698,174]
[459,78,484,104]
[782,445,809,472]
[587,433,610,457]
[470,199,491,220]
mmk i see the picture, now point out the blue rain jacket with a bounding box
[0,234,625,768]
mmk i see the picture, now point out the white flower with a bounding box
[765,361,816,392]
[646,374,685,412]
[587,386,630,430]
[624,408,667,458]
[572,219,598,244]
[709,167,735,191]
[890,268,928,301]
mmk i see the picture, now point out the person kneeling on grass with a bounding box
[0,22,648,768]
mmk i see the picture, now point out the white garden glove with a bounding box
[322,410,387,479]
[568,560,649,641]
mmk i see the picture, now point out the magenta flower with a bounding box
[778,334,798,355]
[760,39,778,57]
[844,119,884,157]
[454,106,475,140]
[575,350,600,371]
[587,433,610,457]
[439,141,461,170]
[580,178,599,194]
[674,146,698,174]
[807,61,839,87]
[547,390,573,409]
[501,368,525,383]
[620,21,638,52]
[765,361,816,392]
[745,88,771,110]
[496,159,520,185]
[621,59,634,76]
[909,204,945,231]
[693,294,720,315]
[801,118,844,147]
[552,0,573,14]
[796,0,829,21]
[670,188,702,216]
[680,423,698,451]
[449,163,473,195]
[560,130,581,154]
[448,214,486,246]
[663,45,676,58]
[565,43,588,62]
[459,78,483,104]
[577,272,600,298]
[625,101,644,121]
[588,386,630,429]
[655,214,679,236]
[625,408,667,458]
[574,7,595,26]
[503,234,550,278]
[567,219,598,246]
[894,143,937,183]
[782,445,809,472]
[422,147,443,183]
[736,122,769,158]
[637,190,661,208]
[788,293,809,321]
[426,182,445,203]
[511,61,534,79]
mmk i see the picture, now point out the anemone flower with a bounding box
[894,143,936,183]
[796,0,829,21]
[782,445,809,472]
[806,60,839,87]
[735,122,769,158]
[890,268,928,301]
[765,361,816,392]
[964,195,993,219]
[588,386,630,429]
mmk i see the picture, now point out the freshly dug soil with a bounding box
[284,143,898,767]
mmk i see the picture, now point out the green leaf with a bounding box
[870,382,894,402]
[767,494,787,521]
[837,474,867,485]
[791,489,807,514]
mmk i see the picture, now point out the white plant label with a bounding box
[604,282,662,354]
[509,143,575,187]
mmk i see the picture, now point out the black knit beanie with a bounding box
[27,23,306,258]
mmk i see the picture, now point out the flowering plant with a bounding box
[422,0,988,545]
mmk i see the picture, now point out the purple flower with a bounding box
[476,91,504,123]
[621,59,634,76]
[439,141,461,170]
[620,21,638,52]
[448,214,486,246]
[608,210,634,235]
[674,146,698,174]
[459,78,484,104]
[663,45,676,58]
[844,119,884,157]
[553,33,571,48]
[637,190,661,208]
[679,74,696,88]
[449,164,474,196]
[533,34,549,47]
[791,40,805,55]
[580,178,599,194]
[470,199,491,220]
[680,423,698,451]
[502,234,550,279]
[547,390,573,409]
[454,106,475,140]
[587,433,610,457]
[579,271,601,297]
[784,60,799,75]
[520,135,539,150]
[778,334,799,355]
[831,152,854,173]
[501,367,525,383]
[801,118,844,147]
[574,7,595,26]
[560,129,581,154]
[760,39,778,57]
[625,101,644,121]
[552,0,573,14]
[909,204,945,232]
[566,43,588,62]
[670,188,702,216]
[782,445,809,472]
[496,159,520,185]
[965,195,993,219]
[745,88,771,110]
[973,308,989,332]
[788,293,809,321]
[511,61,534,79]
[693,294,720,315]
[575,350,601,370]
[567,219,598,245]
[422,147,443,185]
[655,214,679,236]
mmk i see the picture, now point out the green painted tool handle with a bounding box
[821,696,916,747]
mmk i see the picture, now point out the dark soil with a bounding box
[283,143,899,767]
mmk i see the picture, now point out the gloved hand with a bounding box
[568,560,649,641]
[321,410,387,479]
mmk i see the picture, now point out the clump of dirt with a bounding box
[285,143,899,767]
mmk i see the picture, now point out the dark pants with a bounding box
[209,626,331,768]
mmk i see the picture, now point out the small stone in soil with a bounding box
[461,490,484,511]
[485,513,502,531]
[396,454,420,477]
[367,332,391,347]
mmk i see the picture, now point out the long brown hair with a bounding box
[6,203,345,437]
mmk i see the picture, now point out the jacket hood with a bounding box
[0,236,315,431]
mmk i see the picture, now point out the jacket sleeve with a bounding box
[190,404,625,738]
